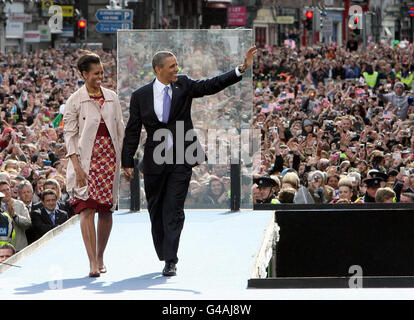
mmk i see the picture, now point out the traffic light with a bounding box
[78,19,86,29]
[348,16,360,35]
[305,11,313,19]
[77,18,87,40]
[305,10,313,31]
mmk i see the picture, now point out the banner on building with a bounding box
[228,6,246,26]
[61,6,74,17]
[24,30,41,43]
[39,25,51,42]
[9,13,32,23]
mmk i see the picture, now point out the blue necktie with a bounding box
[50,211,55,225]
[162,86,171,123]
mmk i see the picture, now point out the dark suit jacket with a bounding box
[32,200,73,218]
[28,207,68,243]
[122,70,242,174]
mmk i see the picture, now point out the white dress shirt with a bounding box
[153,78,172,121]
[153,78,173,149]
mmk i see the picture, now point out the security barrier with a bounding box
[249,203,414,288]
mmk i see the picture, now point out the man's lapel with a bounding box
[147,79,159,123]
[55,210,64,225]
[168,82,180,123]
[41,208,53,225]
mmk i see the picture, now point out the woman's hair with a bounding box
[338,177,353,189]
[352,103,366,117]
[2,159,18,172]
[282,172,300,189]
[347,171,361,184]
[77,51,101,75]
[327,174,340,184]
[308,170,326,184]
[207,175,224,194]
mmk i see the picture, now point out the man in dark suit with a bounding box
[32,179,73,218]
[122,46,257,276]
[29,189,68,243]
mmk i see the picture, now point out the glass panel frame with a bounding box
[117,29,254,210]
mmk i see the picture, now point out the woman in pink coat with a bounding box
[63,52,125,277]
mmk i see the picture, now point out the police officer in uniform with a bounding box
[254,176,279,204]
[363,65,379,88]
[368,170,388,188]
[0,192,15,247]
[356,177,383,203]
[396,63,413,90]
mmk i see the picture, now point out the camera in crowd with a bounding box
[325,120,336,133]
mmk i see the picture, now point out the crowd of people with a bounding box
[2,36,414,261]
[116,34,414,207]
[251,41,414,204]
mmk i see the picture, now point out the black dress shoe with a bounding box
[162,262,177,276]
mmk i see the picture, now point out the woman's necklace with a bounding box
[87,87,102,97]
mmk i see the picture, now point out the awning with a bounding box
[205,0,231,9]
[253,8,277,24]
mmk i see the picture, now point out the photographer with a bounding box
[307,170,333,204]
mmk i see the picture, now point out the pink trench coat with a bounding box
[63,85,125,212]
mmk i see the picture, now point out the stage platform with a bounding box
[3,209,414,300]
[0,209,276,299]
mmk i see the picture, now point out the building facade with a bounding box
[2,0,411,54]
[369,0,414,43]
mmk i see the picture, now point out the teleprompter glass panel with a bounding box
[117,30,256,210]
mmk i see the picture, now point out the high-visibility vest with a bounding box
[0,212,15,247]
[355,196,364,203]
[363,71,378,88]
[396,72,413,89]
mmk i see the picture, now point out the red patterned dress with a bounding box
[71,93,116,214]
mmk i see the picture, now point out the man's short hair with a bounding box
[0,242,16,254]
[401,192,414,202]
[40,189,57,201]
[18,180,33,194]
[0,180,10,187]
[375,187,396,203]
[43,179,61,199]
[278,188,296,203]
[152,51,175,71]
